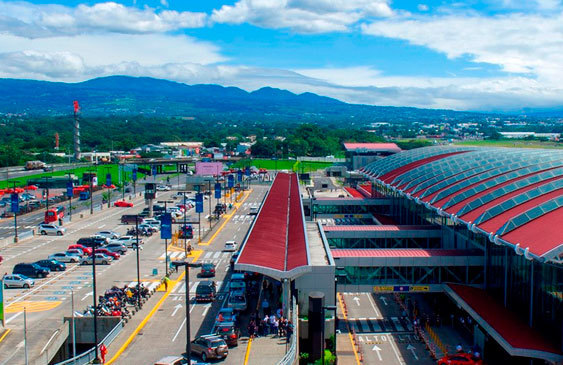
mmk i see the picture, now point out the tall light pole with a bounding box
[10,181,20,242]
[135,216,142,308]
[67,172,73,222]
[172,261,202,362]
[158,200,174,276]
[92,243,100,363]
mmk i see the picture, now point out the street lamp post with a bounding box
[92,244,100,363]
[158,200,174,276]
[11,181,20,241]
[135,216,142,308]
[67,172,73,222]
[172,261,202,362]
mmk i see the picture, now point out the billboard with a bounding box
[214,183,221,199]
[195,193,204,213]
[10,193,19,213]
[195,162,224,176]
[160,213,172,239]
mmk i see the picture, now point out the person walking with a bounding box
[163,275,170,292]
[273,317,279,337]
[263,315,270,335]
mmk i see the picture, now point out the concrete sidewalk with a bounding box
[246,335,289,365]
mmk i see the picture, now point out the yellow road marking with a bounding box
[0,329,11,344]
[199,189,253,246]
[105,270,186,364]
[5,301,62,313]
[338,293,361,365]
[243,337,253,365]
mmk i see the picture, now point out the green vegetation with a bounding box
[0,164,145,189]
[454,139,563,149]
[232,159,334,172]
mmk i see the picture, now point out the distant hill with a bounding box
[0,76,489,122]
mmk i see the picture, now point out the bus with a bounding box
[45,206,65,223]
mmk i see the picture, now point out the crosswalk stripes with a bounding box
[172,280,223,294]
[349,317,412,333]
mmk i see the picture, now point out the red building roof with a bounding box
[344,187,364,198]
[236,172,310,279]
[331,249,477,258]
[323,225,438,232]
[343,143,401,152]
[446,284,562,362]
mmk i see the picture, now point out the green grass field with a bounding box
[0,164,146,189]
[454,140,563,149]
[232,159,334,172]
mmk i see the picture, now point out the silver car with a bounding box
[96,230,120,239]
[3,274,35,289]
[80,253,112,265]
[49,252,80,263]
[38,223,66,236]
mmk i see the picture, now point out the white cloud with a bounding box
[295,66,382,87]
[361,11,563,87]
[211,0,393,33]
[0,1,207,38]
[417,4,429,11]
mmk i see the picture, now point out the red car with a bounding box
[114,200,134,207]
[94,248,120,260]
[68,244,93,256]
[438,353,483,365]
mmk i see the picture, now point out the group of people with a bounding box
[247,311,293,343]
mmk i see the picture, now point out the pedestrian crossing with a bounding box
[158,251,232,262]
[349,316,412,333]
[170,280,223,296]
[125,281,161,292]
[231,214,255,223]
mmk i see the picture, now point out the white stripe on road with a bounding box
[365,292,382,319]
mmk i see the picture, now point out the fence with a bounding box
[54,320,124,365]
[276,295,299,365]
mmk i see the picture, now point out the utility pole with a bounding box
[89,170,94,215]
[11,181,20,242]
[207,180,212,230]
[67,172,73,222]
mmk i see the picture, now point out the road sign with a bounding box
[237,170,243,182]
[160,213,172,239]
[245,167,251,176]
[66,181,74,197]
[10,193,19,213]
[106,173,111,187]
[132,169,137,182]
[195,193,203,213]
[214,183,221,199]
[151,165,157,176]
[228,174,234,188]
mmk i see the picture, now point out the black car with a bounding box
[200,263,216,277]
[195,281,217,302]
[214,322,239,347]
[13,263,50,278]
[34,259,66,272]
[77,236,107,248]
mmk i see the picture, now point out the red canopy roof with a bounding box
[236,172,310,280]
[323,225,438,232]
[331,249,478,258]
[343,143,401,153]
[446,284,562,363]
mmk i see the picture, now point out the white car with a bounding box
[65,249,84,258]
[49,252,80,263]
[156,185,171,191]
[224,241,237,252]
[3,274,35,289]
[142,218,161,227]
[96,230,120,239]
[81,254,112,265]
[38,223,66,236]
[110,236,143,247]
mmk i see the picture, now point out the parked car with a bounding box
[96,230,120,239]
[153,356,186,365]
[191,335,228,361]
[114,200,134,208]
[65,249,85,258]
[94,248,120,260]
[224,241,237,252]
[49,252,80,263]
[214,321,239,347]
[13,263,50,278]
[138,223,158,233]
[110,236,142,248]
[142,218,161,227]
[104,243,128,255]
[34,259,66,272]
[227,290,247,312]
[3,274,35,289]
[68,244,93,256]
[76,237,104,248]
[248,207,259,215]
[38,223,66,236]
[195,281,217,302]
[437,353,483,365]
[200,263,216,278]
[80,253,112,265]
[229,280,246,294]
[156,185,171,191]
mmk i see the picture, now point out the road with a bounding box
[113,186,268,365]
[0,181,255,365]
[340,292,434,365]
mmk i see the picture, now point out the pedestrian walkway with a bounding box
[245,335,289,365]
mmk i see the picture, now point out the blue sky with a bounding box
[0,0,562,112]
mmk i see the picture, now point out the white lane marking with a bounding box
[372,345,383,361]
[98,224,106,229]
[407,344,419,360]
[203,251,212,259]
[353,296,360,306]
[389,335,406,364]
[6,311,23,324]
[365,293,382,319]
[81,292,93,301]
[213,251,221,259]
[171,303,182,317]
[202,303,211,316]
[172,318,186,342]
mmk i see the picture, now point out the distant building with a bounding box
[236,142,253,155]
[500,132,560,140]
[343,142,402,170]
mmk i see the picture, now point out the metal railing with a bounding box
[54,320,123,365]
[276,296,299,365]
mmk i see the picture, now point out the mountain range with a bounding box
[0,76,495,122]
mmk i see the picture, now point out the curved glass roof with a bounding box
[496,195,563,236]
[473,180,563,225]
[457,168,563,217]
[444,162,563,210]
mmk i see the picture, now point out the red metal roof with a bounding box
[343,143,401,152]
[323,225,438,232]
[236,172,309,278]
[447,284,561,357]
[331,249,477,258]
[344,187,364,198]
[380,151,469,183]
